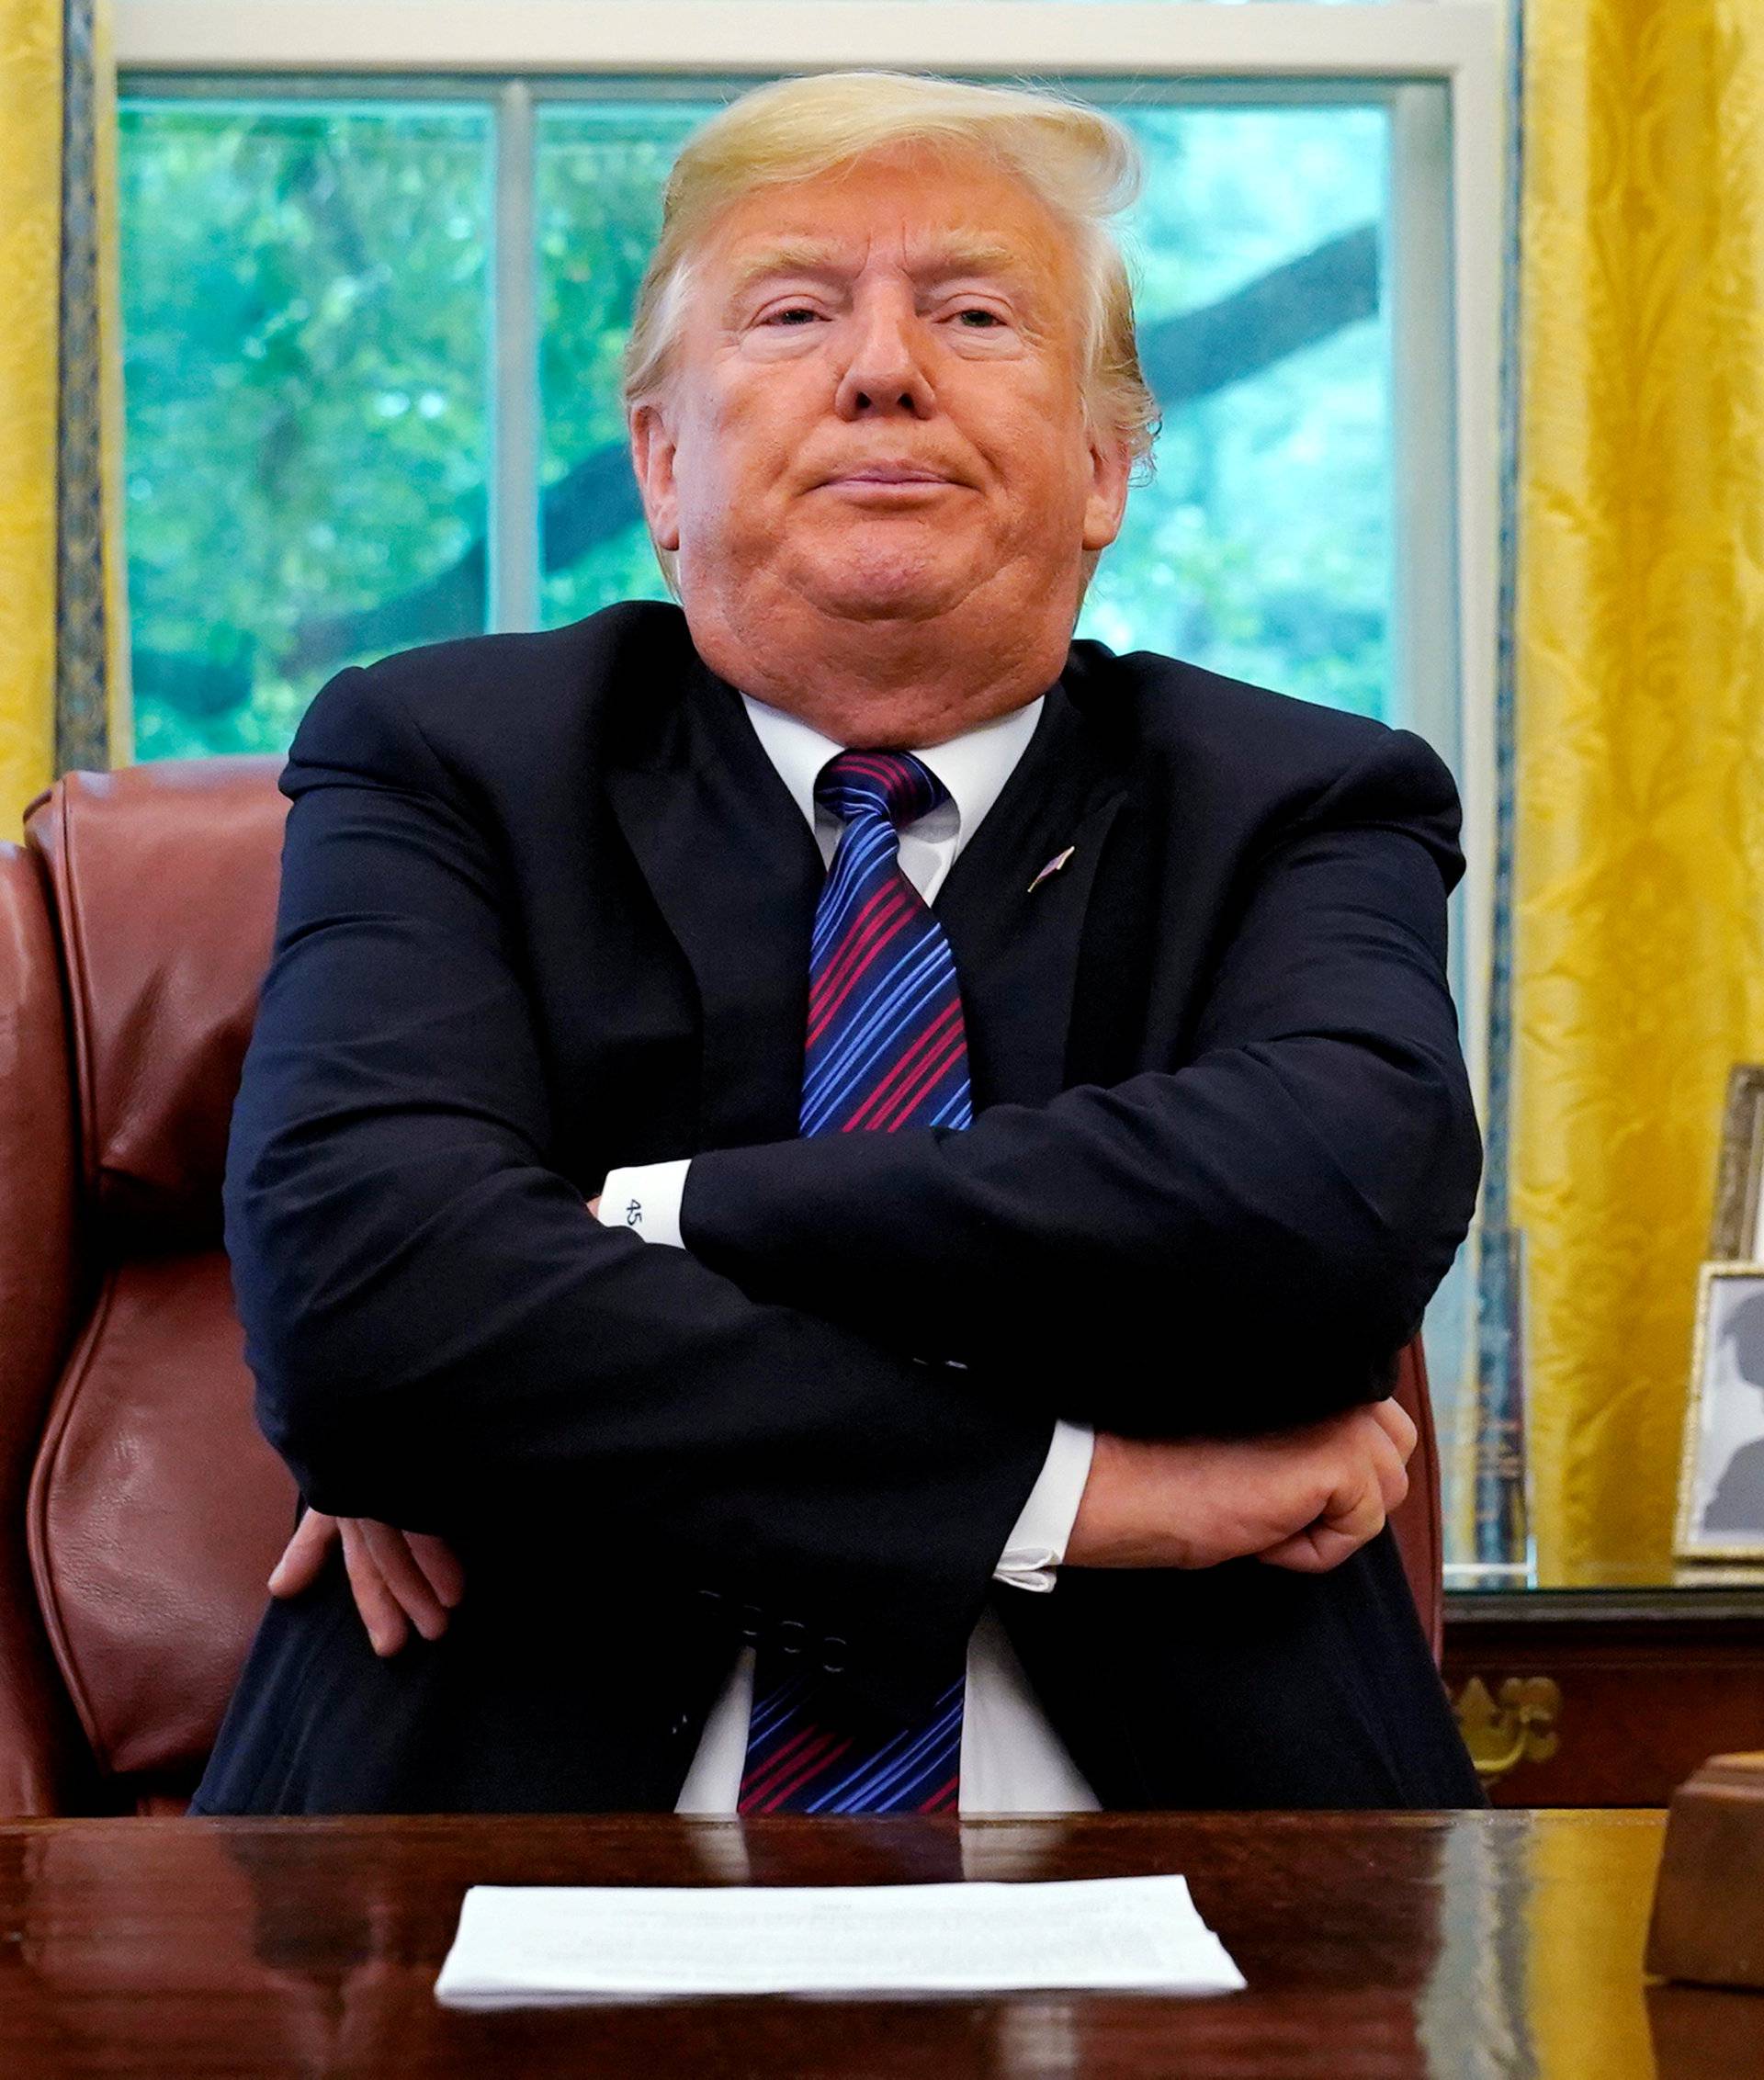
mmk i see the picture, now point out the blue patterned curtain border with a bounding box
[1467,0,1526,1569]
[55,0,109,774]
[1483,0,1521,1234]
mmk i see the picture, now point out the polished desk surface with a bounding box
[2,1810,1761,2077]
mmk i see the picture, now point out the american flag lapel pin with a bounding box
[1027,845,1077,895]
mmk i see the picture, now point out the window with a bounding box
[119,85,1415,743]
[115,0,1506,1559]
[119,96,495,755]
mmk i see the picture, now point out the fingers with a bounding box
[1332,1405,1411,1515]
[405,1531,466,1613]
[267,1509,338,1598]
[1260,1411,1411,1574]
[1323,1459,1390,1554]
[357,1520,455,1644]
[272,1505,466,1656]
[1257,1471,1385,1574]
[1369,1395,1418,1460]
[340,1520,412,1657]
[1365,1419,1410,1515]
[1257,1520,1365,1573]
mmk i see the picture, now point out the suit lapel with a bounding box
[606,646,1132,1142]
[605,659,825,1149]
[933,675,1131,1110]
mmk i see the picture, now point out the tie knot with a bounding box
[815,750,946,832]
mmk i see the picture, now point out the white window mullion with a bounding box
[1443,6,1506,1134]
[489,80,540,634]
[1385,79,1471,1077]
[1386,84,1458,767]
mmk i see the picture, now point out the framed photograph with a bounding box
[1709,1065,1764,1259]
[1675,1262,1764,1563]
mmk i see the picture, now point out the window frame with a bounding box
[115,0,1507,1124]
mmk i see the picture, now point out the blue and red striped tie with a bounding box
[737,750,971,1814]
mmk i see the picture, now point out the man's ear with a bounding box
[628,400,682,552]
[1080,425,1135,554]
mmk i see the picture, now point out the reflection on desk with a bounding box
[0,1810,1759,2076]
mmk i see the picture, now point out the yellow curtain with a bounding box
[1517,0,1764,1582]
[0,0,62,839]
[0,0,127,842]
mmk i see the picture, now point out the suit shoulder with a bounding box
[334,599,687,723]
[1069,639,1459,823]
[286,600,693,782]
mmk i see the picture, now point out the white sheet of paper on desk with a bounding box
[433,1872,1246,2007]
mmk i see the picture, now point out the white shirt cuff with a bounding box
[597,1159,692,1249]
[992,1420,1095,1593]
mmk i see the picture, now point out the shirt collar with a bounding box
[739,689,1045,840]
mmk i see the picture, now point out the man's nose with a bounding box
[833,299,934,419]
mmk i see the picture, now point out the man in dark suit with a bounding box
[193,71,1484,1816]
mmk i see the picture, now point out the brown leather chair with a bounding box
[0,758,1450,1817]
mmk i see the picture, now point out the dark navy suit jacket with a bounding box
[194,600,1486,1814]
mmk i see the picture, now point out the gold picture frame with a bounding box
[1709,1065,1764,1260]
[1674,1261,1764,1564]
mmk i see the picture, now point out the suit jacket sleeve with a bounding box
[680,722,1484,1436]
[223,658,1055,1714]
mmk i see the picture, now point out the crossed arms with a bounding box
[228,659,1480,1706]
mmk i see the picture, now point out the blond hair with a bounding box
[622,71,1159,593]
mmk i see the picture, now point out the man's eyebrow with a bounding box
[722,236,1036,300]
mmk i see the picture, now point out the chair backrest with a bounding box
[0,756,1447,1814]
[3,761,294,1814]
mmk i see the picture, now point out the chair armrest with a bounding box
[0,842,90,1813]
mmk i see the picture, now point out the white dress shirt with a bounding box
[599,688,1101,1814]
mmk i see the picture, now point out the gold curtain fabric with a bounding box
[0,0,126,842]
[1517,0,1764,1581]
[0,0,62,840]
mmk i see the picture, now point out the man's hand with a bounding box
[1065,1399,1417,1575]
[267,1511,465,1656]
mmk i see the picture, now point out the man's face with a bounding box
[628,144,1132,671]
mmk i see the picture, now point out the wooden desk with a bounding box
[0,1811,1760,2076]
[1444,1587,1764,1805]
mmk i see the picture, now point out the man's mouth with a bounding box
[820,465,955,487]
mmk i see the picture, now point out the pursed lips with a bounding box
[816,465,959,488]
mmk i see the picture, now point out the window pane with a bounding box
[1087,101,1390,718]
[537,103,698,627]
[536,92,1392,720]
[119,98,492,758]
